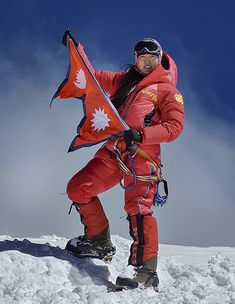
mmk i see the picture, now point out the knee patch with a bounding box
[67,174,94,203]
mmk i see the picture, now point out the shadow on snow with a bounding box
[0,238,115,289]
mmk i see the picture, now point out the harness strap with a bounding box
[119,152,137,191]
[113,139,159,186]
[137,147,158,170]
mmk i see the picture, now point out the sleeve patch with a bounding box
[175,94,184,105]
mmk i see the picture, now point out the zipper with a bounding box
[122,89,142,120]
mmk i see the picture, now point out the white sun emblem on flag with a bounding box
[73,69,86,89]
[91,107,110,131]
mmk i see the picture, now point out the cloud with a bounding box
[157,118,235,246]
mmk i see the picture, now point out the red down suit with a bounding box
[67,44,184,266]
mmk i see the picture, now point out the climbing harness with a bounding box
[113,139,168,206]
[113,139,158,190]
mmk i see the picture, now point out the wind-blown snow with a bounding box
[0,235,234,304]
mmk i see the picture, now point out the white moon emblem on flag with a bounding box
[73,69,86,89]
[91,108,110,131]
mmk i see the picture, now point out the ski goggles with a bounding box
[134,40,162,57]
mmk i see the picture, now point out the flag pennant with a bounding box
[51,30,129,152]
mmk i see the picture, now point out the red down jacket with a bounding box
[77,44,184,164]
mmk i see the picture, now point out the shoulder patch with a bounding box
[175,94,184,105]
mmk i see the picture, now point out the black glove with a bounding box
[124,129,142,151]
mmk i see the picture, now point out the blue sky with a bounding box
[1,0,235,123]
[0,0,235,246]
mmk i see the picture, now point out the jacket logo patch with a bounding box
[175,94,184,105]
[142,89,157,103]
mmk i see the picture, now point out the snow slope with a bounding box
[0,235,234,304]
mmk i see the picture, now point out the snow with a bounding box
[0,235,234,304]
[118,265,136,279]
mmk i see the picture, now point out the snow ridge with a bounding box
[0,235,234,304]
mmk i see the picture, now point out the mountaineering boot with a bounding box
[66,197,116,261]
[136,257,159,290]
[115,257,159,291]
[65,226,116,262]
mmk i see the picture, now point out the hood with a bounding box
[136,52,178,89]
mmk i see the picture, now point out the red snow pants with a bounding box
[67,146,158,265]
